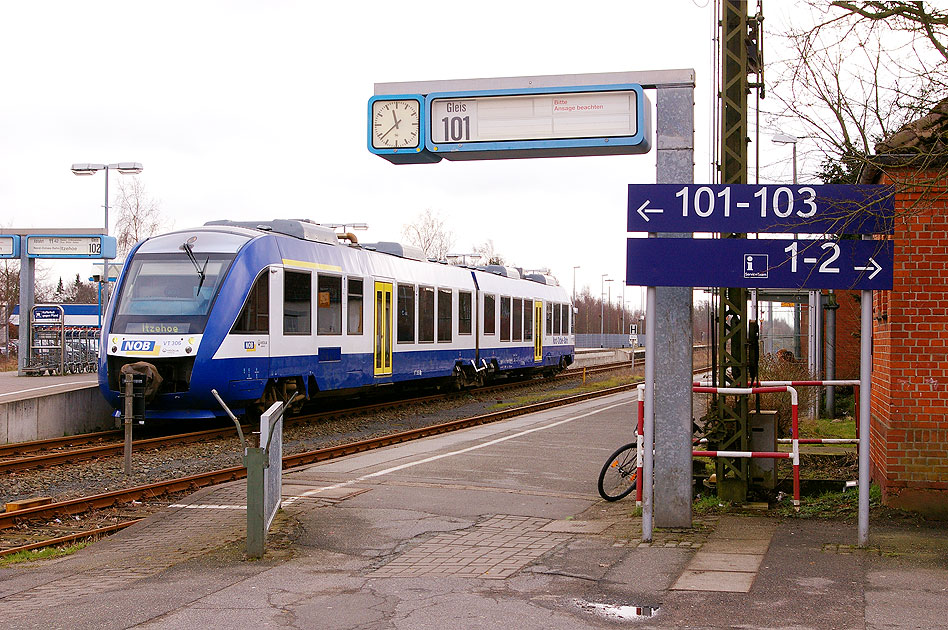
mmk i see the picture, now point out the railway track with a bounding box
[0,379,640,557]
[0,360,637,474]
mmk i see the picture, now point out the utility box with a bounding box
[748,410,778,490]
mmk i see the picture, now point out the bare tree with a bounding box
[472,239,505,266]
[401,209,455,260]
[768,1,948,182]
[113,177,164,257]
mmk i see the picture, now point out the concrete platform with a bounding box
[0,371,114,443]
[1,391,947,629]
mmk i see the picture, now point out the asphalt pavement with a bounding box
[1,390,945,629]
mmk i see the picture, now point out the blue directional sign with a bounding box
[628,184,894,235]
[0,235,19,258]
[626,237,893,290]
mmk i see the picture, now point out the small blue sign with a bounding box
[626,237,893,290]
[628,184,895,235]
[31,305,64,323]
[0,235,19,259]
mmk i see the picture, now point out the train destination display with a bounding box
[26,235,117,259]
[0,235,17,258]
[425,84,651,159]
[628,184,895,234]
[625,237,893,290]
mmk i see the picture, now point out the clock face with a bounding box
[371,99,420,149]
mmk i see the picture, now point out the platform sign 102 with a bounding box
[26,235,117,259]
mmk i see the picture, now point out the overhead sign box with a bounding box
[27,235,117,259]
[425,84,651,160]
[0,235,19,258]
[626,237,893,291]
[628,184,895,234]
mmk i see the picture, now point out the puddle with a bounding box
[573,599,660,621]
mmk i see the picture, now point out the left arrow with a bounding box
[854,257,882,280]
[636,200,664,222]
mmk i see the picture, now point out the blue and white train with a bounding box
[98,220,574,420]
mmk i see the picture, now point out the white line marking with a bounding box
[0,380,97,399]
[281,399,630,507]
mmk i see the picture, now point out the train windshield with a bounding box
[111,253,235,334]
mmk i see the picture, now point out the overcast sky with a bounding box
[1,1,802,311]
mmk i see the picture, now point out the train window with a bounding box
[347,278,363,335]
[283,271,312,335]
[524,300,533,341]
[560,303,569,336]
[231,270,269,334]
[437,289,452,343]
[317,275,342,335]
[571,307,575,334]
[553,303,561,335]
[419,286,435,342]
[458,291,472,335]
[397,284,415,343]
[512,298,522,342]
[483,294,496,335]
[546,302,552,336]
[500,296,511,342]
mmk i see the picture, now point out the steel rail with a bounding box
[0,381,639,532]
[0,361,641,473]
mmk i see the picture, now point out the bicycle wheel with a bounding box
[598,442,639,501]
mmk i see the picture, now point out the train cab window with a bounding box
[459,291,472,335]
[546,302,553,336]
[483,293,496,335]
[571,307,575,334]
[553,303,561,335]
[560,303,569,336]
[317,275,342,335]
[231,270,269,334]
[524,300,533,341]
[437,289,452,343]
[512,298,522,342]
[283,271,312,335]
[500,296,511,342]
[347,278,363,335]
[397,284,415,343]
[419,286,435,343]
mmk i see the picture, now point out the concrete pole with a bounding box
[652,83,694,528]
[642,286,657,542]
[17,248,34,376]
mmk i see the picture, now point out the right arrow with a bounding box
[854,257,882,280]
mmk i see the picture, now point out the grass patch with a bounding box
[693,493,731,515]
[776,483,881,518]
[799,416,856,440]
[488,376,633,410]
[0,541,90,567]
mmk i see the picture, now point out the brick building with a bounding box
[862,97,948,517]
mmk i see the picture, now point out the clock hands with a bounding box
[378,108,403,142]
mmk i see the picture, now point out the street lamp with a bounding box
[601,275,613,340]
[71,162,143,326]
[572,265,580,302]
[772,134,797,184]
[71,162,144,234]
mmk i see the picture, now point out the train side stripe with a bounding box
[281,258,342,272]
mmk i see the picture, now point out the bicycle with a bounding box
[597,442,638,501]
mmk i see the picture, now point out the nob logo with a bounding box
[244,341,255,351]
[122,340,156,352]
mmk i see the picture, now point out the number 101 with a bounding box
[440,116,470,142]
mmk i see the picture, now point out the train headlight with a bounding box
[111,346,117,353]
[186,346,192,354]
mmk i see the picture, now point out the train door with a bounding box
[534,300,543,362]
[374,281,393,376]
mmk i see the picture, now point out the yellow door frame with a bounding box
[534,300,543,362]
[374,281,393,376]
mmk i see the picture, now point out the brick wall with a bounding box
[871,167,948,517]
